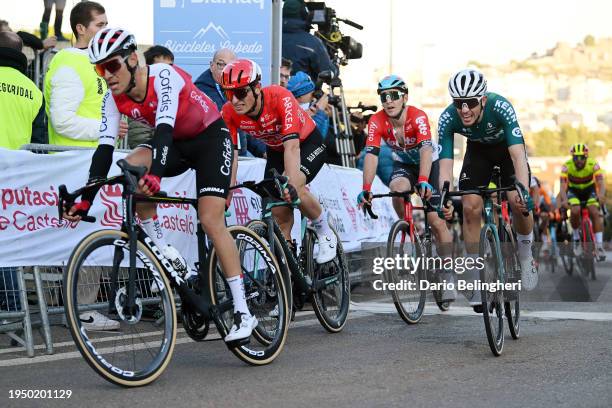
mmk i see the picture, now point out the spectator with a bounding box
[43,1,121,331]
[1,19,57,51]
[282,0,337,81]
[44,1,124,148]
[41,0,68,41]
[194,48,267,157]
[287,71,329,137]
[0,31,44,313]
[350,111,367,155]
[144,45,174,65]
[0,31,45,150]
[280,57,292,87]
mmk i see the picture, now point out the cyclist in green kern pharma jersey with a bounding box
[437,69,538,308]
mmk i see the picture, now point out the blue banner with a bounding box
[154,0,273,84]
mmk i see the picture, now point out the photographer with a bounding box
[282,0,337,80]
[287,71,329,138]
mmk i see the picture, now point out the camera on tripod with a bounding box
[306,1,363,66]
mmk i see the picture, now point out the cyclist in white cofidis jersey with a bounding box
[62,28,256,342]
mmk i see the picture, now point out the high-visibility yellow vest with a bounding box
[0,66,43,150]
[44,48,106,147]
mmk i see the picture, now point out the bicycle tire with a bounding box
[500,224,520,340]
[64,229,177,387]
[385,220,426,324]
[245,220,293,326]
[304,225,350,333]
[582,218,596,280]
[479,225,504,356]
[208,226,289,365]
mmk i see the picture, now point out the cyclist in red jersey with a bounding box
[359,75,455,302]
[62,28,256,342]
[221,59,337,264]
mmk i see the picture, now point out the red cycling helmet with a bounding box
[221,59,262,89]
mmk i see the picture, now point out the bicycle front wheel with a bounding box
[479,225,504,356]
[385,220,426,324]
[208,226,289,365]
[63,229,177,387]
[304,225,350,333]
[582,218,596,280]
[500,224,520,340]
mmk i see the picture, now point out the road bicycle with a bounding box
[365,188,451,325]
[440,170,525,356]
[233,171,350,333]
[58,159,289,386]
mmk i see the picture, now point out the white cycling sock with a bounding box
[141,215,167,248]
[516,232,533,260]
[595,232,603,244]
[572,229,580,240]
[311,210,332,237]
[227,274,249,316]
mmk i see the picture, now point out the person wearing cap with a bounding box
[287,71,329,138]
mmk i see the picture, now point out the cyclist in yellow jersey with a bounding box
[559,143,606,261]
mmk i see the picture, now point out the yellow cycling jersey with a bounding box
[560,157,603,190]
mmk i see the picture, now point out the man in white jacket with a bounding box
[44,2,125,331]
[44,1,126,148]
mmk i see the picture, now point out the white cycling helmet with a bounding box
[88,27,137,64]
[448,68,487,98]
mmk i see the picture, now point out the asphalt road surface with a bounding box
[1,254,611,408]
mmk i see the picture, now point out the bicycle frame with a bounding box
[580,204,596,254]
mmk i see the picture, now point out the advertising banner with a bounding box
[154,0,273,83]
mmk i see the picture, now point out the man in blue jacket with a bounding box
[282,0,337,80]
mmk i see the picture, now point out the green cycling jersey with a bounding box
[437,92,525,159]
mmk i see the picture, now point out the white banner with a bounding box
[0,148,396,267]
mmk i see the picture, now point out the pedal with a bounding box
[225,336,250,349]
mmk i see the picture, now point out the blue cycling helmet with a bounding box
[287,71,315,97]
[377,74,408,94]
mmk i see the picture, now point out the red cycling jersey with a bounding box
[365,105,438,165]
[99,63,220,146]
[221,85,316,152]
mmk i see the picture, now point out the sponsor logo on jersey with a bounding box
[190,90,210,113]
[158,68,173,113]
[415,116,428,136]
[282,96,294,131]
[512,127,523,138]
[220,137,232,176]
[160,145,168,165]
[199,186,225,194]
[494,99,517,123]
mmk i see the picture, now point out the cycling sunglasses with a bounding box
[453,97,481,109]
[572,155,586,161]
[225,87,251,101]
[379,90,404,104]
[95,55,129,77]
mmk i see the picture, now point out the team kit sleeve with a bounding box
[82,91,121,203]
[149,64,186,177]
[364,114,383,156]
[437,106,456,159]
[221,102,240,148]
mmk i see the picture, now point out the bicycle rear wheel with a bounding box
[500,224,520,340]
[479,225,504,356]
[63,230,177,387]
[208,226,289,365]
[304,225,350,333]
[385,220,426,324]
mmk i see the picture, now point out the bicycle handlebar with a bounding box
[58,159,167,224]
[230,169,301,208]
[364,187,434,219]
